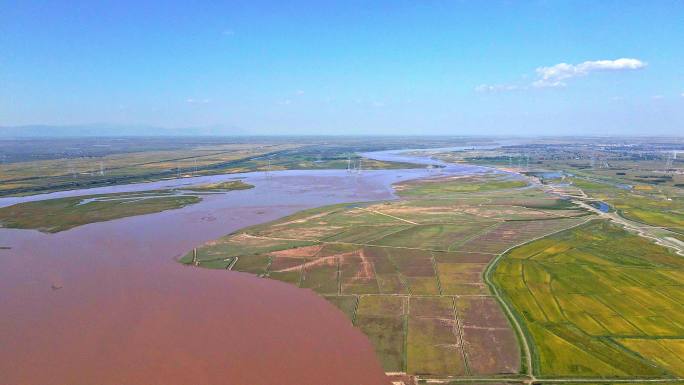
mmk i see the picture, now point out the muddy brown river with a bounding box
[0,152,489,385]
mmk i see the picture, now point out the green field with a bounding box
[433,144,684,236]
[0,181,254,232]
[170,153,684,382]
[181,180,254,192]
[182,174,592,379]
[181,166,684,381]
[570,177,684,234]
[493,219,684,378]
[395,174,528,198]
[0,192,199,232]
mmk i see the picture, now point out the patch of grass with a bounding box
[409,296,453,318]
[267,270,302,285]
[180,235,315,265]
[354,314,406,372]
[324,295,358,322]
[518,198,578,210]
[183,180,254,192]
[407,316,465,375]
[231,254,271,274]
[300,259,339,294]
[374,224,488,251]
[0,192,200,233]
[197,258,233,269]
[323,224,411,243]
[357,295,405,317]
[396,175,528,198]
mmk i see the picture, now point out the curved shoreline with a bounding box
[0,147,493,385]
[0,146,497,208]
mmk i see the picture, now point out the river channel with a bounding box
[0,149,490,385]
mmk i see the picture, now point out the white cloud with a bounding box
[533,58,646,88]
[681,93,684,97]
[222,29,234,37]
[652,95,664,100]
[477,58,646,92]
[295,90,305,95]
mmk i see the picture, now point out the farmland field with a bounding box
[492,219,684,378]
[4,138,684,385]
[431,143,684,237]
[182,173,591,380]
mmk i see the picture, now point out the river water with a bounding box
[0,150,488,385]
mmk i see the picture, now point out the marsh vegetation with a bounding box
[0,181,253,232]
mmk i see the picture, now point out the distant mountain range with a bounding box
[0,124,248,137]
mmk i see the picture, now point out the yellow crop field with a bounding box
[617,339,684,376]
[493,219,684,377]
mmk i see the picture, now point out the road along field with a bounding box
[429,144,684,238]
[182,173,591,381]
[492,219,684,379]
[568,177,684,236]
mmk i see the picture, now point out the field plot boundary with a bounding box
[484,217,594,379]
[181,174,621,383]
[226,210,590,380]
[489,217,684,381]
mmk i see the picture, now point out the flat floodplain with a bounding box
[185,173,592,380]
[493,219,684,378]
[0,191,201,232]
[0,181,253,233]
[1,167,439,385]
[0,138,432,197]
[6,142,682,384]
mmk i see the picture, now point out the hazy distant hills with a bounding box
[0,124,248,138]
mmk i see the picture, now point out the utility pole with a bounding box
[665,152,674,172]
[69,160,76,179]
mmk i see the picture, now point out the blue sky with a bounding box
[1,1,683,135]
